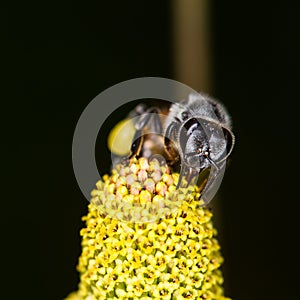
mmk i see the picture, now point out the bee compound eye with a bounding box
[107,118,136,156]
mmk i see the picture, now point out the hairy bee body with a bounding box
[108,93,235,204]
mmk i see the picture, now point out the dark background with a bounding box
[2,1,299,299]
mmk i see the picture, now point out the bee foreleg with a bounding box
[199,161,226,204]
[164,121,180,160]
[176,163,198,189]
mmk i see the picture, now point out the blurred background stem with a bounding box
[173,0,213,93]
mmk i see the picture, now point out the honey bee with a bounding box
[108,93,235,204]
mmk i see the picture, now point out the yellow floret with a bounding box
[65,158,231,300]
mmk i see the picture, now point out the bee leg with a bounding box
[164,121,180,161]
[176,163,187,188]
[199,161,226,204]
[176,163,197,189]
[176,159,225,205]
[127,129,144,162]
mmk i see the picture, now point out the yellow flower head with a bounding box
[65,157,231,300]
